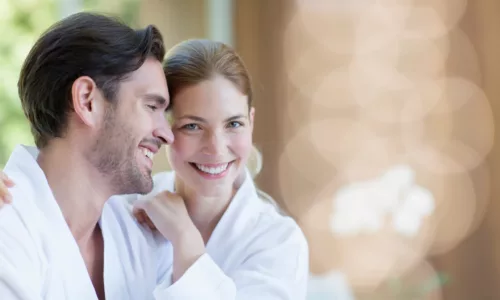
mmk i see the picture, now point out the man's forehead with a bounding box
[127,59,167,86]
[123,71,169,101]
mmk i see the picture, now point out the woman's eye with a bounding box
[182,124,200,130]
[228,121,242,128]
[147,105,157,111]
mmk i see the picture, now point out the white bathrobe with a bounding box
[146,170,309,299]
[0,145,309,299]
[0,145,171,299]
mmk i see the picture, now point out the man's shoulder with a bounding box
[0,200,45,282]
[0,182,42,241]
[0,202,46,296]
[0,166,47,269]
[0,169,43,232]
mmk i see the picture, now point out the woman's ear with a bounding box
[249,107,255,129]
[247,145,262,179]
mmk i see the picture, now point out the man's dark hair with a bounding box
[18,12,166,148]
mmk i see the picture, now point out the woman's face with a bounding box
[166,75,254,195]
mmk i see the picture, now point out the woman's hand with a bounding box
[133,191,206,282]
[0,172,15,208]
[133,191,193,242]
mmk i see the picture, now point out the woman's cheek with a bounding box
[230,133,253,161]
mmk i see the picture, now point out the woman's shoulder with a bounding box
[256,205,307,247]
[229,195,309,278]
[234,175,306,246]
[239,191,308,252]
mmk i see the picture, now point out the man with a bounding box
[0,12,174,299]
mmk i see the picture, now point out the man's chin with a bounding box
[115,171,154,196]
[137,175,154,195]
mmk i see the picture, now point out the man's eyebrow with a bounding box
[143,94,168,107]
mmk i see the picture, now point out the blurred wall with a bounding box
[138,0,206,50]
[430,0,500,299]
[234,0,500,299]
[139,0,500,298]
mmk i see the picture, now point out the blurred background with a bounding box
[1,0,499,299]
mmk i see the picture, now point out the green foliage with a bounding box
[0,0,140,168]
[358,272,450,300]
[0,0,58,167]
[386,272,450,299]
[83,0,141,26]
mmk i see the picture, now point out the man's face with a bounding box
[87,58,172,195]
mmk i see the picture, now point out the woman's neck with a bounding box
[174,177,235,244]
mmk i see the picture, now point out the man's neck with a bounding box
[37,142,111,246]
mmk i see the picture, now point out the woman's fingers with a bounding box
[133,208,157,231]
[0,172,14,187]
[2,193,12,204]
[145,217,157,231]
[0,174,12,205]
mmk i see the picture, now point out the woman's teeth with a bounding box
[195,163,229,175]
[142,148,154,160]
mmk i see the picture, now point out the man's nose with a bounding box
[153,117,174,145]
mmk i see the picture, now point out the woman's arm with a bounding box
[153,225,309,300]
[133,190,206,282]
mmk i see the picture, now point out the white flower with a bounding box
[330,164,435,237]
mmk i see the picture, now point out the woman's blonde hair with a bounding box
[163,39,253,109]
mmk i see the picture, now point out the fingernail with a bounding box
[5,194,12,203]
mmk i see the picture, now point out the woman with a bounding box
[0,39,309,299]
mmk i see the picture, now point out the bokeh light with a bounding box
[283,0,492,296]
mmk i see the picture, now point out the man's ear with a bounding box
[71,76,106,127]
